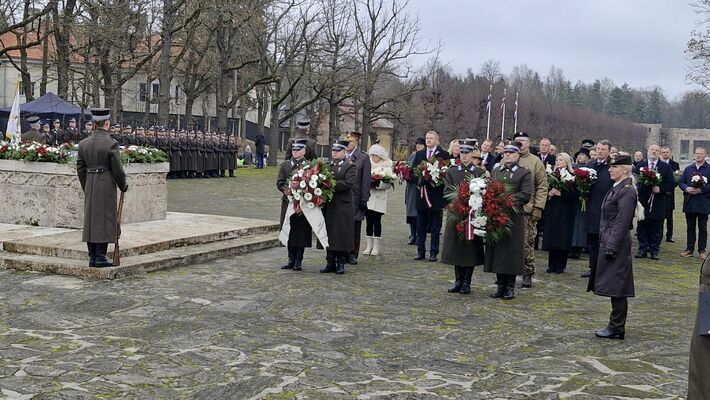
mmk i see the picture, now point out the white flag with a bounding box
[5,81,21,143]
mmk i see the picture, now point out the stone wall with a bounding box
[0,161,169,228]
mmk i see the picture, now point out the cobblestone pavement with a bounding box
[0,167,696,399]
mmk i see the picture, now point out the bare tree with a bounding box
[687,0,710,90]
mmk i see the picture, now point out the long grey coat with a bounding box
[349,148,371,221]
[688,256,710,399]
[441,163,486,267]
[77,129,127,243]
[588,177,636,297]
[324,159,356,252]
[405,152,418,219]
[483,163,533,275]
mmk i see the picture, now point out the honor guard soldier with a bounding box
[50,119,63,145]
[76,108,128,268]
[286,119,317,158]
[65,118,79,143]
[320,138,357,275]
[41,122,52,143]
[81,120,93,140]
[21,115,44,142]
[343,131,371,265]
[278,139,315,271]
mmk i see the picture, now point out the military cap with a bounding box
[53,119,60,124]
[26,115,40,124]
[69,117,76,122]
[344,131,361,141]
[414,137,425,145]
[458,138,478,154]
[470,149,483,160]
[291,138,308,151]
[514,131,530,139]
[296,119,310,129]
[89,108,111,121]
[504,141,523,153]
[332,139,350,151]
[42,122,50,127]
[609,154,632,166]
[581,138,595,148]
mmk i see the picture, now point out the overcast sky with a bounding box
[407,0,701,99]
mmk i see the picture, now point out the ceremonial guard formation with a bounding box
[76,108,128,268]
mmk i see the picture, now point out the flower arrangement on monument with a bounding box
[574,167,597,211]
[119,145,167,164]
[0,140,69,163]
[546,163,575,193]
[288,160,336,212]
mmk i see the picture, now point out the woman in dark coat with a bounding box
[441,141,486,295]
[570,148,591,258]
[276,139,314,271]
[484,141,533,300]
[688,255,710,399]
[588,154,637,340]
[405,139,425,244]
[321,139,357,275]
[542,152,579,273]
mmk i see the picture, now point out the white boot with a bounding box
[371,237,381,256]
[362,236,373,255]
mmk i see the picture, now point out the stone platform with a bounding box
[0,212,280,279]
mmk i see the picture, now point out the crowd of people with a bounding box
[17,115,268,179]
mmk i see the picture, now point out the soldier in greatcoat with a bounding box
[484,141,533,300]
[64,118,79,143]
[320,139,357,275]
[21,115,44,142]
[179,131,190,178]
[219,134,229,177]
[277,139,314,271]
[588,154,637,340]
[168,130,181,179]
[343,131,371,265]
[50,119,63,145]
[76,108,128,268]
[441,140,486,295]
[196,132,206,178]
[228,135,237,177]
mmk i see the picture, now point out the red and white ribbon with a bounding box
[420,186,432,208]
[466,208,475,240]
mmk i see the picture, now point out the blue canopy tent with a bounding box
[0,92,91,133]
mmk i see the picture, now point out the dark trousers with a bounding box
[686,213,709,252]
[351,220,363,255]
[664,203,674,240]
[496,273,516,288]
[256,153,265,168]
[608,297,628,331]
[416,209,443,256]
[547,249,569,273]
[365,210,383,237]
[636,218,663,255]
[587,232,600,270]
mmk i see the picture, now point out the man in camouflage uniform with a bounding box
[514,131,548,288]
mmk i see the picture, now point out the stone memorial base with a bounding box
[0,160,169,229]
[0,212,280,279]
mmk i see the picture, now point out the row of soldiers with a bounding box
[21,115,239,179]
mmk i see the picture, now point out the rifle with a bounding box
[113,191,125,266]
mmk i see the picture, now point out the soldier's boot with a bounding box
[362,236,373,255]
[229,169,235,177]
[348,253,358,265]
[87,243,96,267]
[408,223,417,245]
[490,274,505,298]
[320,253,336,273]
[503,276,516,300]
[370,237,381,256]
[460,267,474,294]
[521,273,533,288]
[220,170,225,177]
[93,243,114,268]
[281,247,295,269]
[292,247,304,271]
[447,266,463,293]
[335,254,346,275]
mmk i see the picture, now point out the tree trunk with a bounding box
[328,91,339,145]
[39,19,49,96]
[157,2,173,126]
[184,95,195,129]
[268,102,280,166]
[216,69,232,132]
[53,0,75,99]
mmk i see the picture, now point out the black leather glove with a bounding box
[605,250,616,260]
[417,179,426,187]
[121,184,129,193]
[360,201,368,212]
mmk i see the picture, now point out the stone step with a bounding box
[2,212,279,260]
[1,233,280,280]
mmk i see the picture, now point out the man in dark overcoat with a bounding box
[688,255,710,398]
[413,130,450,262]
[344,131,371,265]
[321,139,357,275]
[21,115,44,142]
[49,119,63,145]
[633,144,675,260]
[588,154,637,340]
[255,133,266,169]
[484,141,533,300]
[64,118,79,143]
[660,146,680,243]
[277,139,314,271]
[76,108,128,268]
[582,139,614,278]
[678,147,710,259]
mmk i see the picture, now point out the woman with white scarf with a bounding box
[363,144,393,256]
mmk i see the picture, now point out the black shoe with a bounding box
[545,268,553,273]
[414,254,425,261]
[666,238,675,243]
[292,260,302,271]
[460,267,473,294]
[428,255,437,262]
[490,285,504,298]
[348,254,358,265]
[594,327,625,340]
[502,286,515,300]
[521,274,532,288]
[448,266,463,293]
[408,236,417,245]
[93,255,114,268]
[569,253,581,259]
[87,243,96,267]
[335,259,345,275]
[460,281,471,294]
[650,253,659,260]
[581,270,591,278]
[281,260,294,269]
[635,251,647,259]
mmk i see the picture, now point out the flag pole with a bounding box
[486,85,492,140]
[500,88,506,141]
[513,92,519,135]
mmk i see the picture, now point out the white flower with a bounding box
[310,174,319,181]
[308,180,318,189]
[473,216,487,227]
[469,196,483,210]
[314,188,323,196]
[299,180,307,188]
[546,164,554,174]
[294,193,301,201]
[306,202,315,209]
[297,169,304,177]
[473,229,487,237]
[304,192,313,201]
[287,195,293,202]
